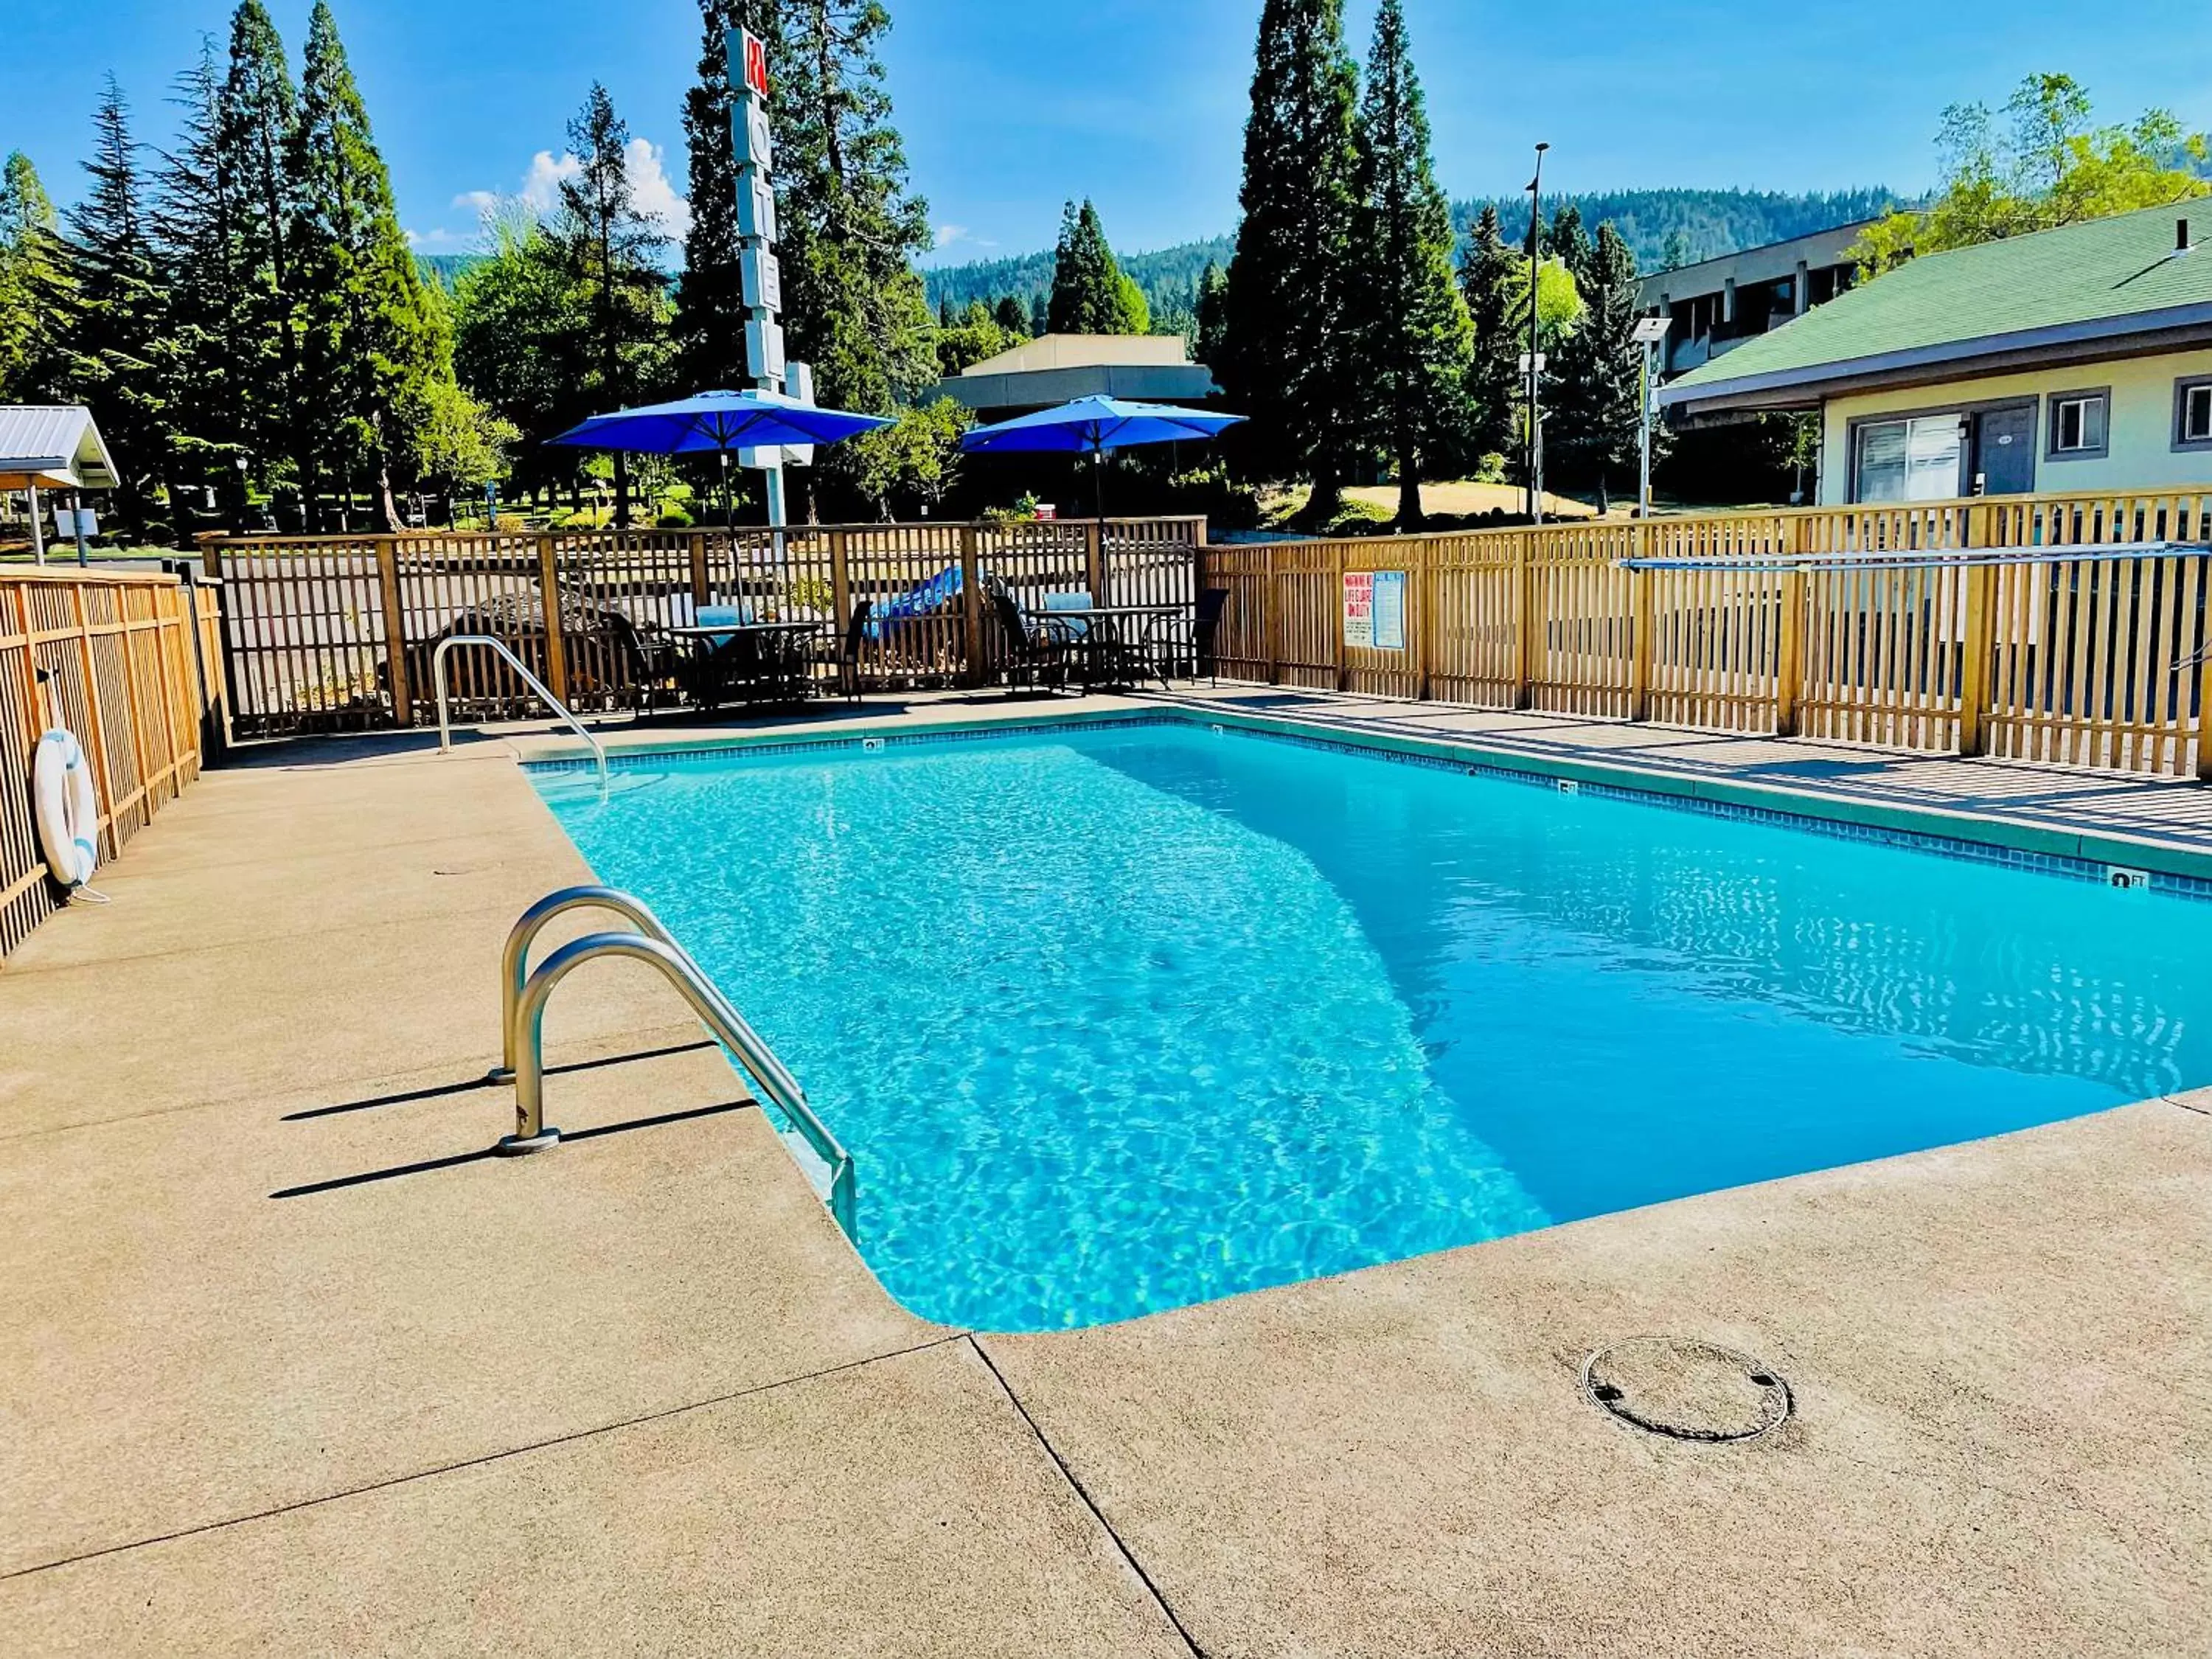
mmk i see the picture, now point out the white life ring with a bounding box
[33,728,100,888]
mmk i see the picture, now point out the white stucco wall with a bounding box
[1817,347,2212,504]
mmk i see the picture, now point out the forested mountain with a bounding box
[924,186,1902,329]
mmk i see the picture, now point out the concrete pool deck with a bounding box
[3,690,2208,1655]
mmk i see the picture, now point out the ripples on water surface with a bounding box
[537,723,2207,1330]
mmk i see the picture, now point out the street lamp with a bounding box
[1630,314,1672,519]
[233,453,250,535]
[1526,142,1549,525]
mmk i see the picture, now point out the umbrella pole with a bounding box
[1091,447,1104,525]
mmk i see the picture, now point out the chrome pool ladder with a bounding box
[493,886,857,1237]
[431,633,609,796]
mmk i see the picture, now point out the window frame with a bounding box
[2044,386,2111,462]
[2175,375,2212,453]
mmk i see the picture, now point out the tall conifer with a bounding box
[675,0,748,391]
[1351,0,1468,527]
[1221,0,1361,518]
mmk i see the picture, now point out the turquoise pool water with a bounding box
[532,720,2208,1332]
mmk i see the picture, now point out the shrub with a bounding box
[656,507,695,529]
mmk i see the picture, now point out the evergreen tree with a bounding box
[0,153,65,400]
[1029,291,1048,336]
[52,76,170,535]
[291,0,450,530]
[1193,260,1229,369]
[1221,0,1362,518]
[1047,199,1141,334]
[1656,228,1692,273]
[992,294,1026,334]
[1545,201,1593,288]
[151,41,244,525]
[218,0,307,518]
[1457,206,1518,468]
[554,82,670,526]
[1551,220,1652,502]
[747,1,936,514]
[674,0,748,390]
[1350,0,1468,527]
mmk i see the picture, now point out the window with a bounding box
[2177,378,2212,451]
[1854,415,1964,503]
[2046,389,2110,459]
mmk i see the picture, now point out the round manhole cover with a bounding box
[1581,1338,1792,1444]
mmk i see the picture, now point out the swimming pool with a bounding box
[532,717,2209,1332]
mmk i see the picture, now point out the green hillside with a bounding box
[924,187,1902,328]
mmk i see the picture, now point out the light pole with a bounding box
[1526,142,1549,525]
[233,453,250,535]
[1630,314,1671,520]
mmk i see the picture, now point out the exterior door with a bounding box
[1972,404,2037,495]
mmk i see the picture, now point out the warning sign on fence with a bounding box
[1343,571,1374,650]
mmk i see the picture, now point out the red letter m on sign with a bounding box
[742,29,771,99]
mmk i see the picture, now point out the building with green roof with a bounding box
[1658,204,2212,506]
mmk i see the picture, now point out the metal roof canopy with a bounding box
[0,405,121,492]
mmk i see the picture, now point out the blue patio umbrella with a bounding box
[959,394,1245,520]
[549,389,893,527]
[549,389,893,456]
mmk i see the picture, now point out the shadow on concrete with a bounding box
[280,1040,720,1121]
[269,1099,754,1198]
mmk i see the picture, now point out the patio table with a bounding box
[1043,604,1184,692]
[668,620,830,709]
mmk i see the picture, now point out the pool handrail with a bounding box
[489,885,686,1081]
[431,633,608,794]
[498,923,858,1238]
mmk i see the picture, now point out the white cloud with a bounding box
[623,137,691,240]
[933,223,970,249]
[451,188,502,217]
[517,150,582,213]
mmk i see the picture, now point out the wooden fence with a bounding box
[2,567,226,963]
[201,517,1204,735]
[1204,486,2212,779]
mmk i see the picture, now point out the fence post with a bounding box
[688,529,710,608]
[1513,532,1535,709]
[1411,542,1431,702]
[1628,522,1652,722]
[535,532,568,704]
[959,526,984,687]
[1084,519,1105,608]
[1955,501,1995,756]
[1265,546,1281,685]
[1333,540,1348,692]
[66,584,119,855]
[373,535,411,726]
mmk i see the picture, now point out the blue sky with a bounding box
[5,0,2208,262]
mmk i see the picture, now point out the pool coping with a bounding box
[514,702,2212,901]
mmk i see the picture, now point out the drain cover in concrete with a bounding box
[1581,1338,1791,1443]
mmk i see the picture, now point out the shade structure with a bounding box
[547,389,892,456]
[959,394,1244,520]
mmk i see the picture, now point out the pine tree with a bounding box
[218,0,307,518]
[1351,0,1469,527]
[674,0,748,391]
[53,76,171,535]
[1221,0,1362,519]
[0,153,66,400]
[1545,201,1593,288]
[1048,199,1143,334]
[749,1,937,514]
[1551,220,1652,502]
[992,294,1026,334]
[553,82,670,526]
[1193,260,1229,369]
[1028,291,1048,336]
[1457,206,1519,469]
[292,0,451,530]
[152,41,245,526]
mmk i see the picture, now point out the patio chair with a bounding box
[986,576,1072,697]
[1144,587,1232,686]
[813,597,873,702]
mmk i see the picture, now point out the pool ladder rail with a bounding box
[490,886,858,1237]
[431,634,609,796]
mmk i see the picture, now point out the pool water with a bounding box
[533,720,2209,1332]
